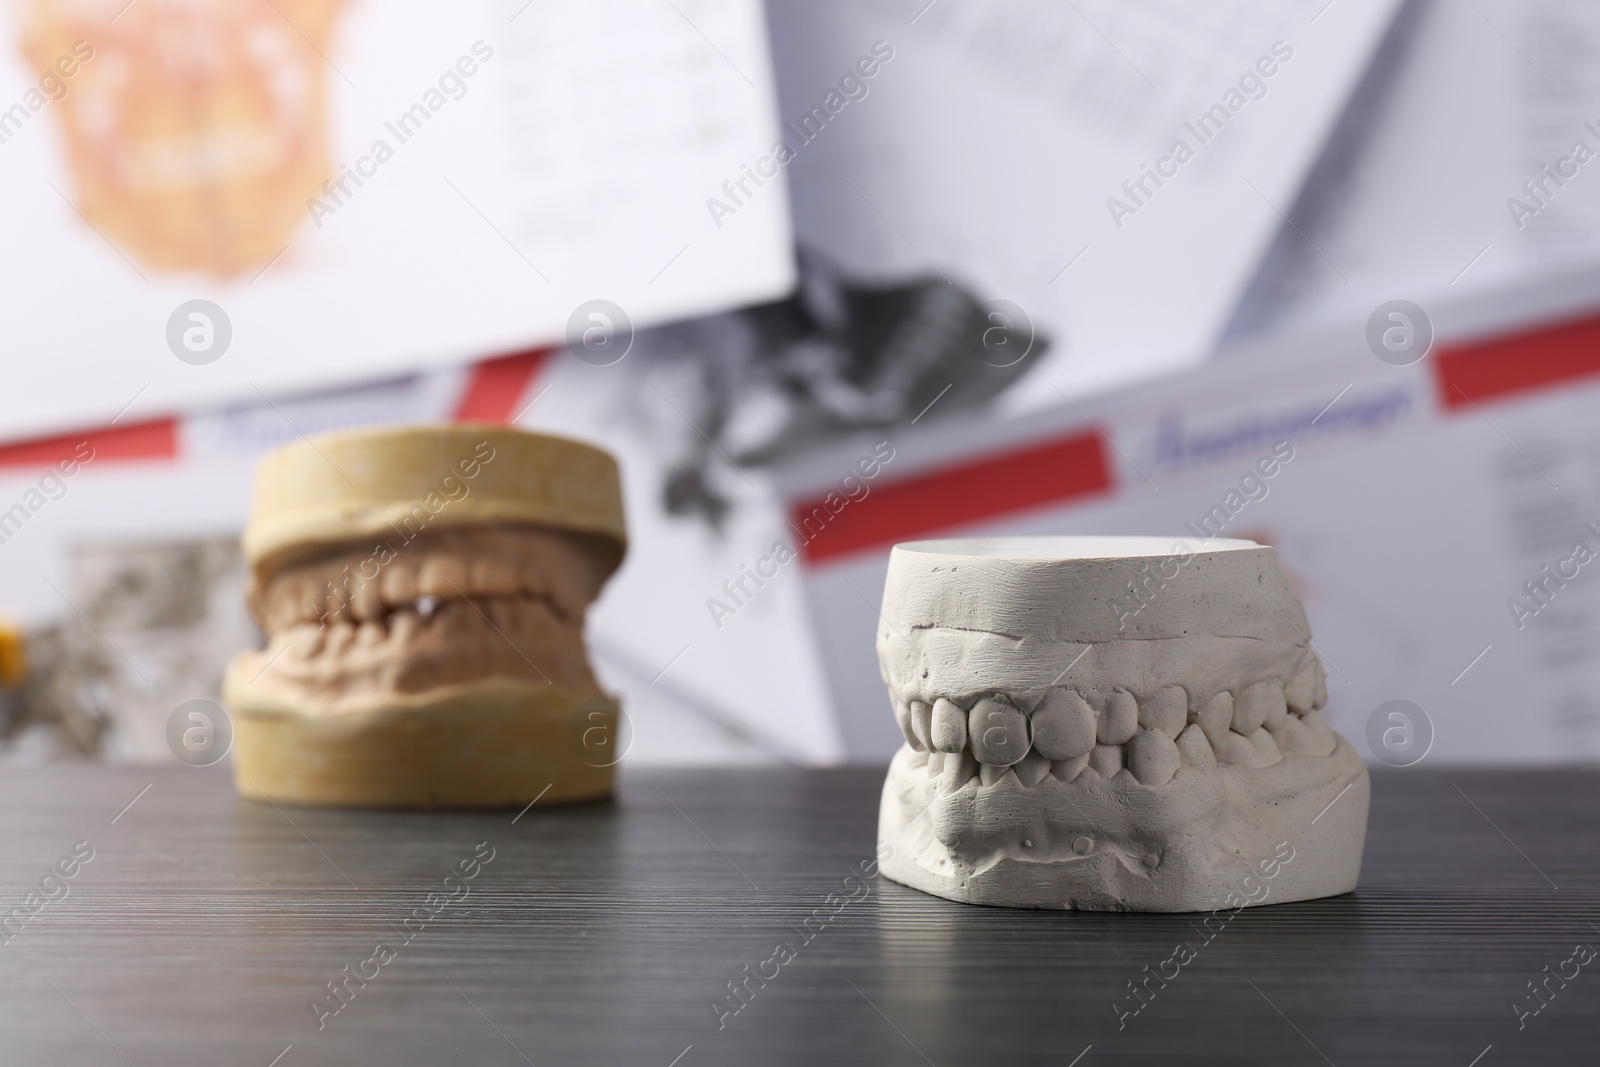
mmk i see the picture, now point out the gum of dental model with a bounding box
[223,425,626,808]
[876,536,1369,912]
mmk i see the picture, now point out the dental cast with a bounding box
[874,536,1369,912]
[224,425,628,807]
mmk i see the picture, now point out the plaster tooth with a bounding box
[450,612,491,672]
[1312,660,1328,710]
[297,584,331,628]
[931,697,968,753]
[1175,723,1216,770]
[1256,681,1290,731]
[1013,750,1052,788]
[388,609,419,645]
[328,581,357,624]
[271,574,314,629]
[893,702,920,750]
[910,700,935,751]
[380,556,417,605]
[418,555,469,598]
[1298,709,1338,756]
[432,608,473,653]
[287,623,324,659]
[1089,742,1124,778]
[968,695,1030,766]
[1029,688,1096,759]
[356,620,386,650]
[436,600,474,633]
[1140,685,1188,739]
[510,555,540,596]
[1098,690,1139,745]
[463,600,494,633]
[1213,730,1254,765]
[351,579,384,621]
[470,557,520,597]
[1233,682,1277,735]
[488,599,520,631]
[330,584,362,627]
[939,750,978,794]
[1244,727,1283,768]
[1128,729,1181,786]
[1285,661,1317,714]
[979,763,1010,787]
[1264,685,1289,731]
[324,621,355,657]
[1269,713,1317,755]
[318,585,347,627]
[1199,691,1233,749]
[1052,753,1090,782]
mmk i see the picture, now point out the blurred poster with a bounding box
[765,0,1403,409]
[0,0,793,440]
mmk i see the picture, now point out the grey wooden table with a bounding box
[0,765,1595,1066]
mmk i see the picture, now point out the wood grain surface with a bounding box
[0,765,1594,1065]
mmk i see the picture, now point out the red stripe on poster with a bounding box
[451,348,555,423]
[1435,311,1600,409]
[793,430,1112,564]
[0,418,178,471]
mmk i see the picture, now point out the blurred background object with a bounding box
[4,0,1600,767]
[633,249,1043,529]
[0,538,251,764]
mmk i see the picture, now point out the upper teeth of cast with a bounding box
[895,659,1334,789]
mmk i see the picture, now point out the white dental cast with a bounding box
[875,536,1369,912]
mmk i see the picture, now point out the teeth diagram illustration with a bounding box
[875,537,1370,912]
[20,0,345,275]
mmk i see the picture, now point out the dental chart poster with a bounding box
[0,0,794,441]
